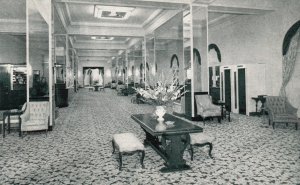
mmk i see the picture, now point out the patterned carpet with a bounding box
[1,89,300,185]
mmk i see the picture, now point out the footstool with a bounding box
[112,133,145,170]
[189,133,215,160]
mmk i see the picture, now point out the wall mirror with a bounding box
[154,12,184,85]
[28,0,49,99]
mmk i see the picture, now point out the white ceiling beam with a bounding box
[78,59,108,63]
[55,0,185,9]
[75,40,125,45]
[68,25,145,37]
[73,42,127,50]
[54,3,70,32]
[208,5,274,15]
[77,50,118,56]
[144,9,182,35]
[79,56,110,60]
[209,0,276,10]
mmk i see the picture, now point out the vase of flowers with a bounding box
[155,106,166,121]
[155,120,167,131]
[133,72,186,121]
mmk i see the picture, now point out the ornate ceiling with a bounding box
[0,0,275,63]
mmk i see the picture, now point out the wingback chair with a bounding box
[20,101,49,136]
[195,94,222,125]
[265,96,299,130]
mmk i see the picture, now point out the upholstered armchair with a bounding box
[195,94,222,125]
[265,96,299,129]
[116,84,126,95]
[20,101,49,136]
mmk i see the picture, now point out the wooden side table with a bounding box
[215,100,230,122]
[3,109,23,137]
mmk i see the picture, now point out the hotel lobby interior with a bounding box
[0,0,300,184]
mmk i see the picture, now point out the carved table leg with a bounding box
[160,134,190,172]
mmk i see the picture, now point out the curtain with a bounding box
[279,28,300,97]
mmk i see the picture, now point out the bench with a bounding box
[189,133,215,160]
[112,133,145,170]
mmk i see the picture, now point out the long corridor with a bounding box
[1,89,300,185]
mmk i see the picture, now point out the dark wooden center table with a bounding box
[131,113,203,172]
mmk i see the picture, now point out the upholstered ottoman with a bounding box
[189,133,215,160]
[112,133,145,170]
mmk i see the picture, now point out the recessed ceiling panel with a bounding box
[67,3,160,26]
[74,35,129,42]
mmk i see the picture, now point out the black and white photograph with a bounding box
[0,0,300,184]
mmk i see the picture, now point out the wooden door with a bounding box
[238,68,246,114]
[224,69,231,112]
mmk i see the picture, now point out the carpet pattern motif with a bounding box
[1,89,300,185]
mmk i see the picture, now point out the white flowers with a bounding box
[134,82,186,105]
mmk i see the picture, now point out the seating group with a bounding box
[2,101,49,138]
[112,132,215,170]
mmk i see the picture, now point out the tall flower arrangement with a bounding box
[134,71,186,106]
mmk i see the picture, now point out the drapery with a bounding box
[83,69,91,86]
[279,28,300,97]
[99,72,103,85]
[91,69,100,84]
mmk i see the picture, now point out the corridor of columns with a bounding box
[1,89,299,184]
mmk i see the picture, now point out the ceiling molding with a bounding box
[70,21,143,28]
[78,59,109,63]
[142,9,163,27]
[68,25,145,37]
[54,3,70,32]
[144,9,182,35]
[208,14,238,27]
[79,56,111,60]
[74,39,125,44]
[65,3,73,23]
[55,0,185,10]
[208,5,274,15]
[77,50,119,56]
[73,42,127,50]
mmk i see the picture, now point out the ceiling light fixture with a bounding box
[94,5,135,20]
[91,36,114,40]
